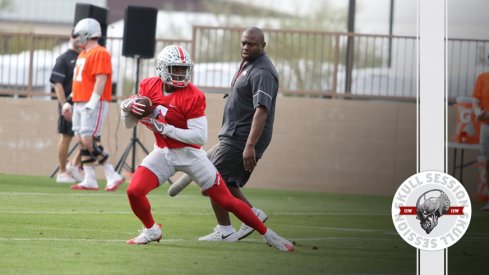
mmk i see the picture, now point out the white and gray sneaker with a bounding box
[236,208,268,240]
[263,229,295,252]
[127,224,162,244]
[198,225,238,242]
[67,163,84,182]
[56,172,76,184]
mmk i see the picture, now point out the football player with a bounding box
[120,45,294,252]
[67,18,123,191]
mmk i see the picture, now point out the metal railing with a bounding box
[191,26,418,100]
[448,38,489,99]
[0,32,191,99]
[0,26,487,101]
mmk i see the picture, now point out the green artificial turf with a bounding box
[0,174,487,274]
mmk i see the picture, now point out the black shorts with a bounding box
[210,142,261,188]
[57,115,74,136]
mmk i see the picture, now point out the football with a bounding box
[131,96,154,119]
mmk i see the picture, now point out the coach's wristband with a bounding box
[66,94,73,105]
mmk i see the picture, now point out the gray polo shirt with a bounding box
[218,53,279,154]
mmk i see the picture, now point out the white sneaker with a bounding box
[236,208,268,240]
[67,164,84,182]
[70,177,99,191]
[105,172,124,192]
[56,172,76,184]
[481,202,489,211]
[127,224,162,244]
[263,229,295,252]
[198,225,238,242]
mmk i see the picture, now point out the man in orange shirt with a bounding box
[65,18,123,191]
[472,72,489,211]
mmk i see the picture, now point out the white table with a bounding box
[447,141,481,182]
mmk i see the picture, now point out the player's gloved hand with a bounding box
[83,93,101,114]
[149,105,168,118]
[131,100,147,116]
[140,117,167,135]
[120,95,144,116]
[120,95,136,113]
[121,95,156,118]
[61,102,73,121]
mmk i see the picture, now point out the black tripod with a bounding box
[115,56,150,173]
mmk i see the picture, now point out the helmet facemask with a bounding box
[156,64,193,88]
[73,18,101,47]
[156,45,193,88]
[72,32,90,47]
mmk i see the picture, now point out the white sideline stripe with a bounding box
[0,210,388,217]
[0,236,392,243]
[1,235,487,244]
[0,192,195,198]
[0,192,124,197]
[0,237,183,243]
[0,210,133,215]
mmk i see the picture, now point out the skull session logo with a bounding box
[416,190,451,234]
[392,171,472,251]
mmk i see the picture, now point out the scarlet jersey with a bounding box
[138,77,206,149]
[72,45,112,102]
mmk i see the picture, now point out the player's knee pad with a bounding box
[80,149,96,164]
[90,139,109,165]
[95,144,109,164]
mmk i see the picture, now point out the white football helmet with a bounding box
[156,45,193,87]
[73,18,102,46]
